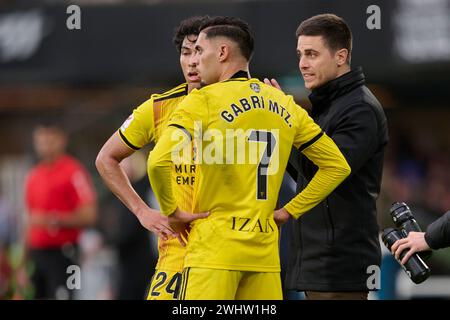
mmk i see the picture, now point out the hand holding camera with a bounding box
[382,202,431,284]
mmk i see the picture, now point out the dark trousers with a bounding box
[305,291,368,300]
[29,245,78,300]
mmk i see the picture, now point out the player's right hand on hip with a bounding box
[137,207,176,241]
[274,207,291,226]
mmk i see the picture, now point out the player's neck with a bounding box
[219,62,250,82]
[187,83,201,93]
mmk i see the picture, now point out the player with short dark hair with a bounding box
[199,16,254,61]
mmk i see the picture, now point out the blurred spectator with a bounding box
[379,125,450,227]
[0,183,32,300]
[0,186,17,249]
[24,119,97,299]
[75,229,115,300]
[0,186,16,298]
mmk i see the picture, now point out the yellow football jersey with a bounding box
[118,83,193,272]
[149,72,351,272]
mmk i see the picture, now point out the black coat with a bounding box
[425,211,450,250]
[285,67,388,291]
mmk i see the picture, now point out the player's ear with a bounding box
[218,44,229,62]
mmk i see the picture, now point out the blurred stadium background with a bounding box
[0,0,449,299]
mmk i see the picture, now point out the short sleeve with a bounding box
[70,166,96,207]
[24,172,33,210]
[167,89,209,136]
[118,97,156,150]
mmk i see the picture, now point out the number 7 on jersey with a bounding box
[248,130,277,200]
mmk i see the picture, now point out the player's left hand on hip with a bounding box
[169,208,210,246]
[274,207,291,226]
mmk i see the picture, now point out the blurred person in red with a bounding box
[24,118,97,299]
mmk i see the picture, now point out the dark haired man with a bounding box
[96,16,209,300]
[148,16,351,300]
[267,13,389,300]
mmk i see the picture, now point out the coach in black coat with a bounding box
[285,66,388,296]
[271,14,389,299]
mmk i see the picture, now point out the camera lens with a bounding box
[390,202,414,227]
[382,228,402,249]
[389,202,432,260]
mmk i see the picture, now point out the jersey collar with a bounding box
[230,70,250,80]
